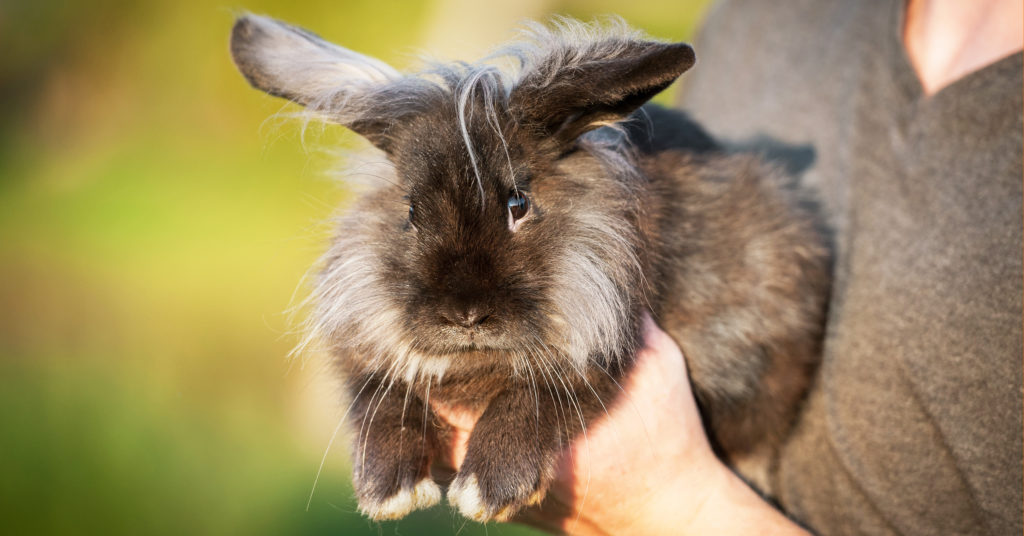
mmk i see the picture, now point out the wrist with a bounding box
[547,456,735,536]
[636,456,735,536]
[683,465,810,536]
[559,458,808,536]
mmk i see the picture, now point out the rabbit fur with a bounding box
[230,14,830,522]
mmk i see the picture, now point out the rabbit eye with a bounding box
[405,200,416,231]
[507,192,530,222]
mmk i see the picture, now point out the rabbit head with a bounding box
[230,15,695,382]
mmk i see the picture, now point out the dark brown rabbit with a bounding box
[230,15,830,522]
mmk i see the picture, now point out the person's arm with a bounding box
[432,314,810,535]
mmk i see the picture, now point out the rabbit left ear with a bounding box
[230,15,405,152]
[510,40,695,149]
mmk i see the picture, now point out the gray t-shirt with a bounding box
[676,1,1023,534]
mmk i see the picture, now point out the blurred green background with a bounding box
[0,0,708,534]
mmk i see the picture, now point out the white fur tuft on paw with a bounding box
[359,478,442,521]
[448,473,490,522]
[448,473,525,522]
[449,472,548,523]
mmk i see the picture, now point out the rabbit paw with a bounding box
[351,426,439,520]
[448,469,547,522]
[356,477,442,520]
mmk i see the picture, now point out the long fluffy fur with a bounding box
[232,15,829,521]
[275,16,656,376]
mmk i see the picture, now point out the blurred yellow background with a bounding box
[0,1,709,534]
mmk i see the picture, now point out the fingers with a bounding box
[634,312,692,401]
[429,400,482,470]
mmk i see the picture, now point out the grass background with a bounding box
[0,0,709,533]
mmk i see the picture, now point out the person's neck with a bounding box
[903,0,1023,95]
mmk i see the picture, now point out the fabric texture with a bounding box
[675,1,1023,534]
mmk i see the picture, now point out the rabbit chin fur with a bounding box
[231,14,831,522]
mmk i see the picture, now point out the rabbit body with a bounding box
[231,15,830,522]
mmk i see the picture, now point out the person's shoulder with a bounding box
[696,0,852,42]
[691,0,888,64]
[678,0,881,137]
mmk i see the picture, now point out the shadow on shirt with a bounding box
[624,104,817,178]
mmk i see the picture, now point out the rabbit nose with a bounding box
[440,305,491,328]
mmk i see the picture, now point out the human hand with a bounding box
[431,313,809,535]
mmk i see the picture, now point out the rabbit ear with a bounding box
[230,15,403,151]
[511,40,695,149]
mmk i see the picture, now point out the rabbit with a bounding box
[230,14,831,523]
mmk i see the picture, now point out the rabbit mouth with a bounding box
[412,342,505,360]
[438,327,496,349]
[416,324,522,355]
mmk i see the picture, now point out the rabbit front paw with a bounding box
[352,434,440,520]
[356,475,442,520]
[351,428,441,520]
[447,456,550,522]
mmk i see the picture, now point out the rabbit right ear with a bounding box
[510,35,695,150]
[230,15,403,151]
